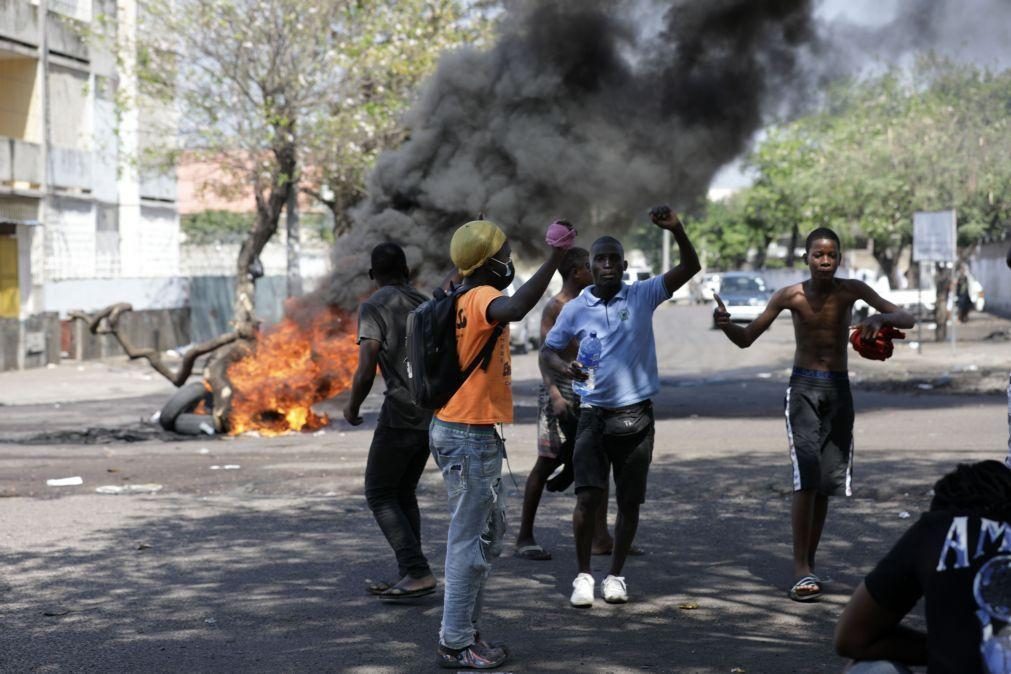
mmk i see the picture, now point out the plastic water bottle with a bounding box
[572,332,602,397]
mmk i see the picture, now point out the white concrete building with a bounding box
[0,0,181,370]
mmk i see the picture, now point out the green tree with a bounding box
[93,0,492,330]
[696,59,1011,285]
[300,1,494,237]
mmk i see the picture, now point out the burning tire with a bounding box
[172,413,217,436]
[159,382,212,431]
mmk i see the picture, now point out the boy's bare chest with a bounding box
[789,293,853,328]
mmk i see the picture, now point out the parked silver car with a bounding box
[712,272,771,327]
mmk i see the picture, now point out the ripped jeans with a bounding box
[430,418,507,650]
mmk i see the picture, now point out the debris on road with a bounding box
[43,608,70,617]
[46,476,83,487]
[678,602,699,610]
[899,511,911,519]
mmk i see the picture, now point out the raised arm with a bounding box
[486,221,574,324]
[343,339,381,425]
[850,280,915,340]
[714,288,786,348]
[650,206,701,296]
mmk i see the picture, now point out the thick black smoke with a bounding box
[321,0,1010,307]
[323,0,819,306]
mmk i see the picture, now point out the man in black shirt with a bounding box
[835,460,1011,673]
[344,243,436,600]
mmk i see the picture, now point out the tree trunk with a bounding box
[872,249,897,289]
[752,234,772,269]
[785,222,799,268]
[233,142,296,333]
[286,183,303,298]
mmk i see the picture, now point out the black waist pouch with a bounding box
[600,400,653,437]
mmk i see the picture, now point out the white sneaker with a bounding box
[570,573,595,608]
[601,574,628,604]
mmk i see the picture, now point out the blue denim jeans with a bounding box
[430,418,507,650]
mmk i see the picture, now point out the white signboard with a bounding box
[913,210,957,262]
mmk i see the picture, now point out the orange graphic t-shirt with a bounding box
[436,285,513,425]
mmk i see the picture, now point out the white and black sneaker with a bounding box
[601,574,628,604]
[570,573,595,608]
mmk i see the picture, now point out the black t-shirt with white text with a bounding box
[356,284,432,431]
[865,510,1011,674]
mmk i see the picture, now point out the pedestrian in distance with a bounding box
[343,243,438,600]
[431,217,576,670]
[514,245,616,561]
[835,459,1011,674]
[541,205,700,608]
[712,227,915,602]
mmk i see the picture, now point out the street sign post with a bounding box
[913,210,957,354]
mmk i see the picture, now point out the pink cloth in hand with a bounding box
[545,220,577,249]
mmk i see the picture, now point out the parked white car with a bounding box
[853,270,984,320]
[711,272,772,326]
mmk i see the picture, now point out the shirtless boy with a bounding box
[713,227,915,602]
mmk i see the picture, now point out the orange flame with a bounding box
[226,304,358,436]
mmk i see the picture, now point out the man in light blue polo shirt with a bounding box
[541,205,700,607]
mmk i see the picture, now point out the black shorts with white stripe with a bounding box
[784,368,854,497]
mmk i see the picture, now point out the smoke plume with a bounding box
[320,0,1010,307]
[321,0,819,305]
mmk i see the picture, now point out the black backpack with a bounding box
[405,285,505,410]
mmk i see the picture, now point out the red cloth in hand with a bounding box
[545,220,577,249]
[849,325,906,361]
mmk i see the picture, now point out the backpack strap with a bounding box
[461,323,505,379]
[453,282,506,382]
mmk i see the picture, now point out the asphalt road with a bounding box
[0,304,1007,673]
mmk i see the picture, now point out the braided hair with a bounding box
[930,460,1011,522]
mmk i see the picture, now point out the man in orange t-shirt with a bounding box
[432,218,575,670]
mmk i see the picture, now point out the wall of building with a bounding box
[0,0,182,371]
[971,237,1011,319]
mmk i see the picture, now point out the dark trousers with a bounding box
[364,425,432,579]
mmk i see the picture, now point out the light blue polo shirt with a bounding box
[545,275,670,409]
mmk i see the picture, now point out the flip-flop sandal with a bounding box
[513,544,552,561]
[788,575,822,602]
[366,580,394,596]
[378,585,437,601]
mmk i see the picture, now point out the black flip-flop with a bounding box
[788,576,822,602]
[378,585,437,601]
[366,580,394,596]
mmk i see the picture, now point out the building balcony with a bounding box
[0,136,42,189]
[0,136,94,194]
